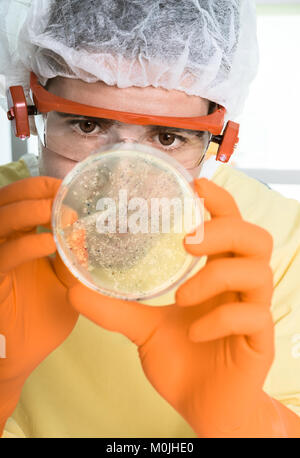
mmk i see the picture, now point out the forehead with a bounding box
[47,77,209,117]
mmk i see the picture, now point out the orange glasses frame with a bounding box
[7,72,239,162]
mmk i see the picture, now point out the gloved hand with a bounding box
[0,177,79,435]
[69,178,300,438]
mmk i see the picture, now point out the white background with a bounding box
[234,6,300,200]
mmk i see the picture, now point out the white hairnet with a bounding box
[0,0,259,120]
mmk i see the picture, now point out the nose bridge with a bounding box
[112,123,146,144]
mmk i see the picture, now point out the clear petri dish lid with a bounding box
[52,143,203,301]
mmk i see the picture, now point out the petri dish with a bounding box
[52,143,202,301]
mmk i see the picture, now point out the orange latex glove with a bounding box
[68,178,300,438]
[0,177,79,435]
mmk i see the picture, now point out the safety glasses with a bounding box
[7,72,239,162]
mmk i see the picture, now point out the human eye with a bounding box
[152,130,188,150]
[68,117,108,136]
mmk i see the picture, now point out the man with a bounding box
[1,0,300,438]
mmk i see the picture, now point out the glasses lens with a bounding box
[44,111,211,169]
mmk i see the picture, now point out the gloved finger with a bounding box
[0,176,61,207]
[0,232,56,276]
[51,253,79,289]
[40,204,78,233]
[184,218,273,261]
[60,205,78,228]
[188,302,274,355]
[68,283,165,346]
[65,227,88,268]
[0,199,53,238]
[176,257,273,307]
[194,178,241,219]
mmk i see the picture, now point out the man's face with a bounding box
[38,77,210,179]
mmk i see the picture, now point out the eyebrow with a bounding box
[55,112,206,136]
